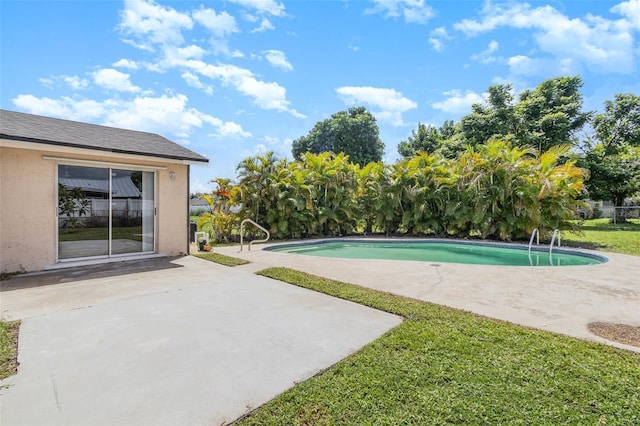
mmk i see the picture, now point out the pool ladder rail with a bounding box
[239,219,270,252]
[528,228,561,266]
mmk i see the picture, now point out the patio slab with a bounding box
[0,256,402,425]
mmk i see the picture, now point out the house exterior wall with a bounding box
[0,144,190,273]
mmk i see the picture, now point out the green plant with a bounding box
[197,178,240,243]
[193,252,249,267]
[0,320,20,380]
[58,184,90,230]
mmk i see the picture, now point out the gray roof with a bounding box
[0,109,208,163]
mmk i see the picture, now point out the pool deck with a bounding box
[214,239,640,353]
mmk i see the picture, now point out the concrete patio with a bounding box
[0,256,402,425]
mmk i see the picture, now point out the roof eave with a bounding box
[0,133,209,164]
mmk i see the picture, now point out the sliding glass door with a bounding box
[57,164,155,260]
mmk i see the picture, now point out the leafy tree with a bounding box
[58,184,90,230]
[236,151,287,229]
[460,84,517,147]
[292,106,384,167]
[197,178,240,243]
[592,93,640,154]
[397,121,459,158]
[397,122,440,157]
[355,161,385,234]
[582,94,640,221]
[459,76,590,152]
[516,76,591,152]
[301,152,360,235]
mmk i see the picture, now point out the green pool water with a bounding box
[268,240,606,266]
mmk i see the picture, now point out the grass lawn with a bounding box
[564,218,640,256]
[193,252,249,267]
[58,226,143,242]
[236,267,640,425]
[0,320,20,381]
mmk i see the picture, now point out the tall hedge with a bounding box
[222,140,585,241]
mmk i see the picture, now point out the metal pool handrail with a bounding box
[239,219,270,252]
[528,228,539,254]
[549,229,561,255]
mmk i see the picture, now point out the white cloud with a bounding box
[432,90,485,114]
[262,135,279,145]
[251,17,275,32]
[366,0,435,24]
[612,0,640,30]
[103,94,199,138]
[93,68,141,93]
[207,39,244,57]
[39,75,89,90]
[38,78,54,88]
[431,26,449,38]
[113,0,301,117]
[162,45,207,66]
[229,0,285,17]
[181,72,214,95]
[470,40,499,64]
[12,92,251,143]
[336,86,417,126]
[192,7,238,38]
[428,26,450,52]
[454,1,638,74]
[348,36,361,52]
[263,50,293,71]
[254,143,269,154]
[213,121,252,138]
[12,95,107,122]
[506,55,576,76]
[119,0,192,48]
[257,135,293,158]
[186,60,304,117]
[113,58,139,69]
[428,38,445,52]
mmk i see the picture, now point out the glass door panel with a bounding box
[57,165,109,259]
[111,169,154,255]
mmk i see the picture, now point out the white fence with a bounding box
[60,198,153,219]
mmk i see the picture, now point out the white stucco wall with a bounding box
[0,143,192,273]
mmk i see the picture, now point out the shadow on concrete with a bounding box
[0,256,184,291]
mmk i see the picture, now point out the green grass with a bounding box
[58,226,143,242]
[564,218,640,256]
[235,267,640,425]
[0,320,20,380]
[193,252,249,267]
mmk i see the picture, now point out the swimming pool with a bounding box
[266,239,607,266]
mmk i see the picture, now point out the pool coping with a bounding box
[263,237,609,265]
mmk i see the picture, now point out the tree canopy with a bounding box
[397,120,457,158]
[460,76,591,152]
[397,76,592,158]
[292,106,384,167]
[581,93,640,211]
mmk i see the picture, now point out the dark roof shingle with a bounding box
[0,109,208,163]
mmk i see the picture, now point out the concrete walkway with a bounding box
[215,239,640,353]
[0,256,402,425]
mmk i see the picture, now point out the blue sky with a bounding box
[2,0,639,193]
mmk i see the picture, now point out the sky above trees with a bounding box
[1,0,639,191]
